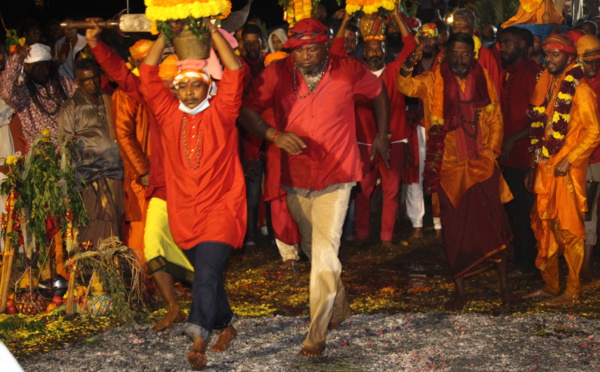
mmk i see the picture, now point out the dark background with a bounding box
[0,0,346,37]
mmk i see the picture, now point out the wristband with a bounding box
[272,130,282,142]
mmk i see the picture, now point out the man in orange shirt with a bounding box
[525,33,600,305]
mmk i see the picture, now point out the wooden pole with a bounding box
[65,262,77,316]
[0,191,16,313]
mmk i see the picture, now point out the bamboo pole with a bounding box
[0,191,16,313]
[65,262,77,316]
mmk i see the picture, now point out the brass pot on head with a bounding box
[172,27,211,60]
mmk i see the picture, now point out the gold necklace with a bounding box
[181,115,202,169]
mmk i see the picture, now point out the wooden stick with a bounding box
[65,262,77,316]
[0,191,16,313]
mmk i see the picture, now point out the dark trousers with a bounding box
[183,241,233,340]
[244,159,265,244]
[503,167,537,273]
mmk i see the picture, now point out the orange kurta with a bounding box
[397,69,512,207]
[112,88,151,222]
[530,66,600,258]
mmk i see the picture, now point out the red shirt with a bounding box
[244,54,383,191]
[90,42,166,201]
[587,75,600,164]
[500,58,542,169]
[140,64,247,249]
[354,34,416,143]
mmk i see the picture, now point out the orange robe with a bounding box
[530,65,600,297]
[398,67,513,278]
[397,70,512,207]
[112,88,151,263]
[502,0,564,28]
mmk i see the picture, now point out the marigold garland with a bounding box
[529,64,583,163]
[144,0,231,21]
[346,0,397,15]
[280,0,316,28]
[423,65,447,194]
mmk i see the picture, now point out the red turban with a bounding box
[283,18,329,51]
[542,33,577,56]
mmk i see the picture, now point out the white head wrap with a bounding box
[24,43,52,64]
[268,28,288,53]
[174,68,218,115]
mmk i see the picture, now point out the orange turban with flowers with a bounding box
[158,54,179,79]
[577,35,600,60]
[129,39,153,61]
[416,23,439,38]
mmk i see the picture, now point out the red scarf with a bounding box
[441,60,490,160]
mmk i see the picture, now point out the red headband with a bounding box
[543,33,577,56]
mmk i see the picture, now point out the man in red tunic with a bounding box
[497,27,543,277]
[240,18,390,357]
[343,11,416,248]
[140,22,246,370]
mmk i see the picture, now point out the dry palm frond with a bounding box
[70,237,148,323]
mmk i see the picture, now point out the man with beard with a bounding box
[241,23,265,81]
[398,32,515,311]
[240,18,390,357]
[450,8,502,96]
[497,27,542,278]
[350,12,416,248]
[530,34,545,66]
[57,58,124,247]
[525,33,600,305]
[0,43,76,145]
[576,35,600,281]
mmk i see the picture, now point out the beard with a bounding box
[366,56,384,70]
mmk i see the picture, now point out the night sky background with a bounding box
[0,0,346,39]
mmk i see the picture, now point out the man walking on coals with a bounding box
[139,21,247,370]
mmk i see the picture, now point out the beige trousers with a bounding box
[286,183,353,349]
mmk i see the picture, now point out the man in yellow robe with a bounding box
[525,33,600,305]
[398,33,514,311]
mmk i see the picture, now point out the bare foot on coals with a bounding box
[209,325,237,352]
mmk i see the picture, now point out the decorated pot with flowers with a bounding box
[145,0,232,59]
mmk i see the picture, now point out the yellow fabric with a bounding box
[144,197,193,272]
[502,0,564,28]
[531,65,600,241]
[577,35,600,59]
[397,68,513,208]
